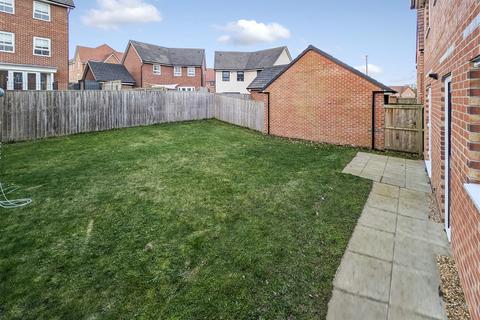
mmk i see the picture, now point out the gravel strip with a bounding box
[437,256,471,320]
[429,193,442,223]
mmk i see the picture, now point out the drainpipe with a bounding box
[371,91,384,150]
[266,92,271,135]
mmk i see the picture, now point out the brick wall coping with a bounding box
[464,183,480,213]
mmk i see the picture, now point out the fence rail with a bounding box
[0,91,264,143]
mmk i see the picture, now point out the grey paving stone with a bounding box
[406,181,432,193]
[366,193,398,213]
[371,182,400,199]
[327,289,388,320]
[360,172,382,182]
[396,215,449,248]
[394,235,444,272]
[381,176,406,188]
[348,225,394,261]
[390,265,446,320]
[398,189,429,219]
[334,251,392,302]
[359,206,397,233]
[388,306,446,320]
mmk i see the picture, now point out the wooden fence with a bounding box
[384,104,424,154]
[0,90,264,142]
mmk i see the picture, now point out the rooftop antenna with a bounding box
[0,88,32,209]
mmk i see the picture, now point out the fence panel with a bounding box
[384,104,424,154]
[0,90,265,142]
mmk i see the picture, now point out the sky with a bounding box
[70,0,418,86]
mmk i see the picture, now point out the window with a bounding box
[0,31,14,52]
[0,0,14,13]
[27,73,37,90]
[257,70,262,76]
[0,70,7,90]
[153,64,161,75]
[174,66,182,77]
[187,67,195,77]
[40,73,48,90]
[33,37,50,56]
[222,71,230,82]
[33,1,50,21]
[237,71,244,82]
[13,72,23,90]
[178,87,195,92]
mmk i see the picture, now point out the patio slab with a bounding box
[329,152,450,320]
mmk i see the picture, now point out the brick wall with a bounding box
[261,49,385,149]
[141,64,203,89]
[123,46,143,88]
[0,0,70,89]
[250,90,268,133]
[414,0,480,317]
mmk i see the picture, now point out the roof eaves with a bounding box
[262,45,394,92]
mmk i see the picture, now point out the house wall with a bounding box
[401,87,416,98]
[69,53,84,83]
[123,45,143,87]
[263,50,385,149]
[274,49,291,65]
[250,90,268,133]
[104,54,120,64]
[0,0,70,89]
[83,68,94,81]
[415,0,480,318]
[141,64,203,89]
[215,70,258,94]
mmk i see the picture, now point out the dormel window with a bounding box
[153,64,161,75]
[187,67,195,77]
[33,37,51,56]
[33,1,50,21]
[0,0,14,14]
[0,31,14,53]
[174,66,182,77]
[237,71,244,82]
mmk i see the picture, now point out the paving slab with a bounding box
[348,225,395,261]
[358,206,397,234]
[327,290,388,320]
[366,193,398,213]
[394,235,449,272]
[371,182,400,199]
[334,251,392,302]
[390,265,447,320]
[388,306,446,320]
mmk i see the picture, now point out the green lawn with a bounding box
[0,120,371,319]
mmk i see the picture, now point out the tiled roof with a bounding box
[75,44,122,64]
[129,41,205,66]
[86,62,135,84]
[247,65,288,90]
[214,47,288,70]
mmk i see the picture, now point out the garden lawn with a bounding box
[0,120,371,319]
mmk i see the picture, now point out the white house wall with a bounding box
[215,70,258,94]
[275,49,291,65]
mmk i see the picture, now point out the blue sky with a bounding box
[70,0,417,85]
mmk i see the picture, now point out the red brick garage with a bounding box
[249,45,394,149]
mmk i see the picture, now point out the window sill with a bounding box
[464,183,480,213]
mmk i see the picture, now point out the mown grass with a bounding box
[0,120,371,319]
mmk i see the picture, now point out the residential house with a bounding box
[214,47,291,94]
[249,45,393,149]
[69,44,123,83]
[81,61,135,89]
[122,40,206,91]
[0,0,75,91]
[411,0,480,317]
[390,85,416,99]
[206,68,215,92]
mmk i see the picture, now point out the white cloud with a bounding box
[217,19,291,45]
[82,0,162,30]
[355,63,383,76]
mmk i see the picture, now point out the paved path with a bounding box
[327,152,450,320]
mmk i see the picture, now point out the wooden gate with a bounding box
[384,104,424,155]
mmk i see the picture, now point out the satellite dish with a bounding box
[0,88,4,97]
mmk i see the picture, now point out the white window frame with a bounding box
[153,64,161,75]
[178,87,195,92]
[174,66,182,77]
[33,1,50,21]
[0,31,14,53]
[187,67,195,77]
[33,36,51,57]
[222,71,230,82]
[0,0,14,14]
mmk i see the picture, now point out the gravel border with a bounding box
[437,256,471,320]
[429,193,442,223]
